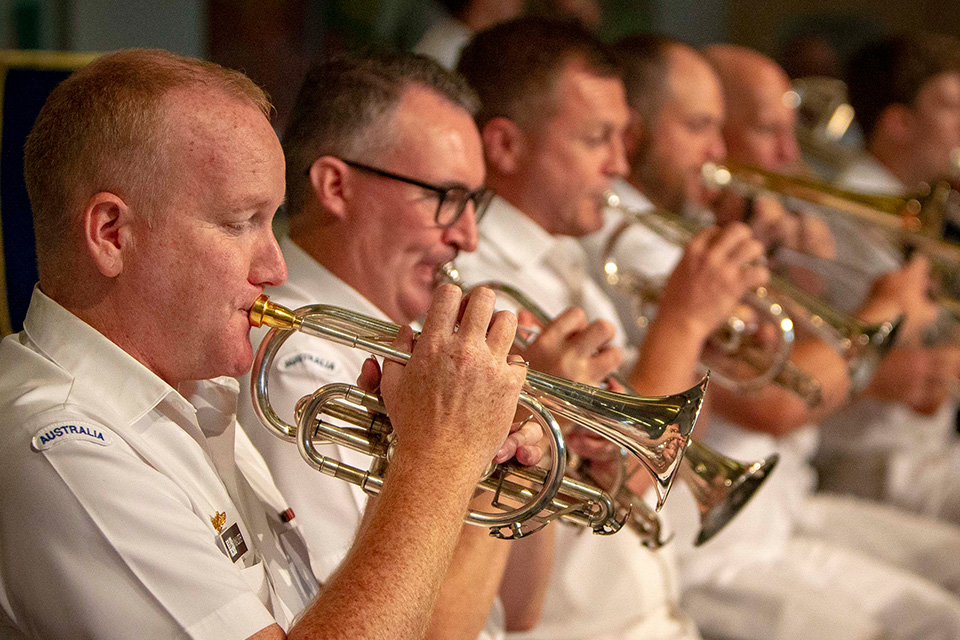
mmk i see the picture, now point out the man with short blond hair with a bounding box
[0,48,529,640]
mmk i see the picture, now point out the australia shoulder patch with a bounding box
[31,421,113,452]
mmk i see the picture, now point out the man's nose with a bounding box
[607,134,630,178]
[444,204,479,253]
[254,233,288,287]
[706,131,727,163]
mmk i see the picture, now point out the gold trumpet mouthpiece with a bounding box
[249,295,299,330]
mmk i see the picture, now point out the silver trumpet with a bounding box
[700,163,905,392]
[603,192,824,405]
[249,295,705,538]
[438,264,776,547]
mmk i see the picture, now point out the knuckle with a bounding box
[471,286,497,304]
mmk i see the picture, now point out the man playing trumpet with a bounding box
[453,17,771,640]
[815,33,960,528]
[0,48,535,640]
[236,50,592,640]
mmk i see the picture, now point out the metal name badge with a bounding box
[220,523,248,563]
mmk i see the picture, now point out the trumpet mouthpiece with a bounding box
[249,295,299,330]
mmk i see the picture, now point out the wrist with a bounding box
[387,446,481,506]
[651,308,714,345]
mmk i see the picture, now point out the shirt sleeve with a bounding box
[0,415,277,640]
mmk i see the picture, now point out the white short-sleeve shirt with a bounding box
[0,289,316,640]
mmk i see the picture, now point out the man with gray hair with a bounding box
[0,48,530,639]
[237,50,555,640]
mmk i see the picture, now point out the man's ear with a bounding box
[482,117,526,175]
[623,108,644,159]
[83,192,131,278]
[309,156,351,220]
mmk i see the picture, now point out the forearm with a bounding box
[628,315,707,396]
[289,456,477,640]
[711,337,850,435]
[425,494,514,640]
[499,525,556,632]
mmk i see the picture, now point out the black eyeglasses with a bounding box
[341,159,494,227]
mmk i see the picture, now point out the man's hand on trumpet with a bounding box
[516,307,624,387]
[657,222,770,342]
[860,256,940,344]
[711,190,836,260]
[355,284,544,483]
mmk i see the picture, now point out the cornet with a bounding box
[438,264,777,547]
[603,192,824,405]
[607,190,901,395]
[249,295,705,538]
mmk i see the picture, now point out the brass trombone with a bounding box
[249,295,705,538]
[702,161,960,266]
[438,264,777,547]
[606,191,901,395]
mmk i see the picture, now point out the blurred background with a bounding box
[3,0,959,132]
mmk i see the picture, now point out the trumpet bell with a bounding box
[439,265,779,543]
[527,373,706,509]
[681,441,780,546]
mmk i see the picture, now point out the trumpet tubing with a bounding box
[698,163,906,390]
[440,265,777,546]
[703,161,960,267]
[294,383,623,538]
[249,295,702,537]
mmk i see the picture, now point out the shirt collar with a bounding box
[477,196,563,272]
[276,236,390,323]
[612,178,654,211]
[22,287,178,428]
[841,154,907,195]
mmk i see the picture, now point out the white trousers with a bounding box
[684,536,960,640]
[798,493,960,596]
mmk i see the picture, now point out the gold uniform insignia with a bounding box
[210,511,226,533]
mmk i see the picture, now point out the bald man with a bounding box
[707,45,801,172]
[703,44,838,262]
[704,31,960,595]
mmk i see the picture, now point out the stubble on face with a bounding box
[627,47,725,213]
[518,63,630,237]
